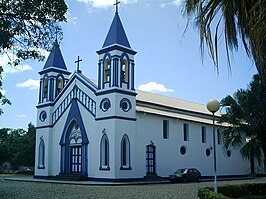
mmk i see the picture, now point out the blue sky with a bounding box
[0,0,257,129]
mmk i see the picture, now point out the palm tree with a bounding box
[182,2,266,109]
[219,75,266,173]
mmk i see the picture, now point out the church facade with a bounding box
[34,11,250,181]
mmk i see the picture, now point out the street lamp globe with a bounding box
[207,100,220,113]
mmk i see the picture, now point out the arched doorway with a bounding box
[146,144,156,174]
[69,123,82,173]
[60,119,88,177]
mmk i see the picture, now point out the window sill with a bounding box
[99,166,110,171]
[38,166,45,169]
[120,166,132,170]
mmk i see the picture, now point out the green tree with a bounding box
[220,75,266,171]
[0,123,36,168]
[0,128,10,164]
[182,1,266,117]
[0,0,67,114]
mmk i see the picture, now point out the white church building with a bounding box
[34,10,250,181]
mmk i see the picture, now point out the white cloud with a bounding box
[16,114,27,118]
[0,48,48,76]
[67,12,78,25]
[161,0,181,8]
[138,82,175,93]
[76,0,137,9]
[173,0,181,6]
[4,64,32,74]
[16,79,39,90]
[0,53,32,74]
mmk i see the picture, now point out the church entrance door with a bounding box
[146,144,156,174]
[70,146,82,173]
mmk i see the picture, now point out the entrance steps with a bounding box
[50,173,87,181]
[144,173,166,181]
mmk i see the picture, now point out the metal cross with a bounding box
[113,0,120,14]
[75,56,82,72]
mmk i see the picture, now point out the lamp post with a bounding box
[207,99,220,193]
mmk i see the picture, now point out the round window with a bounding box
[100,98,111,112]
[120,98,131,112]
[39,111,47,122]
[180,146,187,155]
[205,148,211,157]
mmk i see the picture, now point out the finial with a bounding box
[75,56,82,73]
[113,0,120,14]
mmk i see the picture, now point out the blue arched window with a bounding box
[121,54,130,84]
[120,134,131,170]
[42,75,49,101]
[100,134,110,170]
[38,137,45,169]
[56,75,64,96]
[103,58,111,83]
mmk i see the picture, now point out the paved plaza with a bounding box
[1,175,266,199]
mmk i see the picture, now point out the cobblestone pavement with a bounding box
[1,175,266,199]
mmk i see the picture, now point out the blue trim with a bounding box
[39,67,71,75]
[96,116,136,121]
[103,53,112,89]
[120,134,131,170]
[49,78,54,101]
[98,62,101,89]
[131,63,135,90]
[36,125,53,129]
[97,45,137,55]
[42,74,49,103]
[36,73,97,109]
[120,98,132,112]
[113,58,119,86]
[52,85,96,126]
[59,99,89,176]
[120,53,130,88]
[100,98,111,112]
[96,88,137,96]
[39,80,42,103]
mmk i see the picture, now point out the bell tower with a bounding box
[38,40,71,104]
[96,4,138,177]
[96,11,137,91]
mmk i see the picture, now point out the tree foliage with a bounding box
[0,0,67,62]
[0,123,36,167]
[0,0,67,114]
[182,0,266,75]
[219,75,266,162]
[182,0,266,121]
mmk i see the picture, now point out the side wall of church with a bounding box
[135,112,250,178]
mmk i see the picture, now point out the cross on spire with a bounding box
[75,56,82,73]
[113,0,120,14]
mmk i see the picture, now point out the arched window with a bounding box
[121,134,131,170]
[100,134,109,170]
[56,76,64,96]
[122,59,128,83]
[43,76,48,99]
[104,59,110,83]
[38,137,45,169]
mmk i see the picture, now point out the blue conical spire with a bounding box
[43,40,67,70]
[102,13,131,48]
